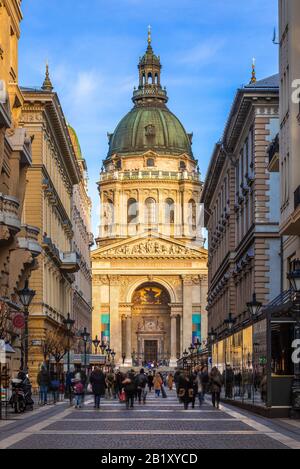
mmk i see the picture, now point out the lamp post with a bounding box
[92,335,100,355]
[224,313,236,334]
[80,327,90,373]
[246,293,262,318]
[122,352,126,365]
[287,259,300,418]
[208,328,216,370]
[111,350,116,365]
[100,341,107,355]
[246,293,262,403]
[17,280,36,372]
[63,313,75,374]
[183,349,188,370]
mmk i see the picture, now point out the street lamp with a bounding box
[183,348,189,370]
[17,280,36,372]
[63,313,75,374]
[246,293,262,318]
[122,352,126,365]
[224,313,236,332]
[92,335,100,355]
[287,259,300,418]
[100,341,107,354]
[80,327,90,373]
[208,327,216,343]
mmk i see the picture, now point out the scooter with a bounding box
[10,377,34,413]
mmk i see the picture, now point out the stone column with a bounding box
[125,314,132,366]
[182,275,193,352]
[109,275,121,364]
[170,314,177,367]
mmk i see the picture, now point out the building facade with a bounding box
[0,0,41,376]
[201,74,289,414]
[19,72,83,382]
[278,0,300,280]
[68,125,93,336]
[92,34,208,367]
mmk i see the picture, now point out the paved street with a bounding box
[1,390,300,449]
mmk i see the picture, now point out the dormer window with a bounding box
[179,161,186,170]
[147,158,155,167]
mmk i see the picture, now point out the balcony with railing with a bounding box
[99,169,200,183]
[0,193,21,240]
[42,235,80,273]
[17,225,41,257]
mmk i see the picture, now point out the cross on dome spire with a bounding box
[148,25,152,46]
[42,62,53,91]
[250,57,257,84]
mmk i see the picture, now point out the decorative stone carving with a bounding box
[95,238,205,259]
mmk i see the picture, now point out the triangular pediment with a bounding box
[92,232,207,260]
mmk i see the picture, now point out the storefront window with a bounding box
[271,322,294,376]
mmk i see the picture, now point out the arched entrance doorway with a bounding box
[131,282,171,364]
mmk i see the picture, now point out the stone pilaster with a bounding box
[182,275,193,352]
[108,275,121,363]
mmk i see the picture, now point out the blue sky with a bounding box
[19,0,278,235]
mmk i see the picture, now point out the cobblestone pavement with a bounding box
[1,390,300,449]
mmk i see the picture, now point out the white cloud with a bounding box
[178,39,226,66]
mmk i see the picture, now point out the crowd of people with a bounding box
[34,364,226,411]
[31,362,269,411]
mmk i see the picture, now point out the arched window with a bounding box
[103,198,114,233]
[165,198,175,224]
[155,73,158,84]
[147,72,152,84]
[147,158,155,167]
[188,199,197,232]
[127,198,138,224]
[179,160,186,170]
[145,198,157,224]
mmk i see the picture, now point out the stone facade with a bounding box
[19,77,83,383]
[68,126,93,337]
[278,0,300,278]
[92,34,208,366]
[201,74,281,336]
[0,1,41,377]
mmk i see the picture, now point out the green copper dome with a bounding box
[106,32,193,160]
[107,106,193,158]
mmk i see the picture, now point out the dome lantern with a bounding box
[133,26,168,106]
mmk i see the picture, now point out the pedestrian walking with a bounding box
[147,372,154,393]
[209,367,222,409]
[73,378,84,409]
[37,365,50,405]
[167,373,174,391]
[50,373,60,404]
[106,369,115,399]
[122,370,136,409]
[135,368,148,404]
[174,369,181,394]
[153,372,163,398]
[178,371,194,410]
[223,365,234,399]
[65,366,75,405]
[89,366,106,409]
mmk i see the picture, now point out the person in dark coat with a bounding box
[122,370,136,409]
[223,365,234,399]
[37,366,50,405]
[209,367,223,409]
[178,371,194,410]
[89,367,106,409]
